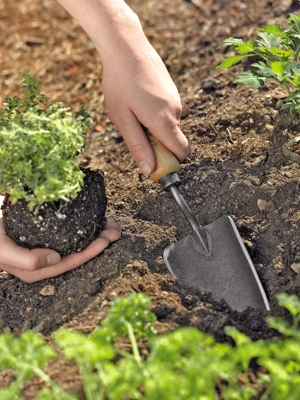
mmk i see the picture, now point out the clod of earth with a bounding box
[2,168,107,256]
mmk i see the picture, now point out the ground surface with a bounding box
[1,0,300,397]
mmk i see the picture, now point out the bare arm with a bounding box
[57,0,190,175]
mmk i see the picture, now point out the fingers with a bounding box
[0,219,122,283]
[111,110,190,175]
[0,245,61,271]
[104,221,122,231]
[100,228,121,242]
[150,122,191,164]
[0,223,61,271]
[0,237,110,283]
[110,111,156,175]
[1,198,62,271]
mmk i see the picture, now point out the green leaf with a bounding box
[233,71,267,88]
[250,61,285,82]
[256,32,283,49]
[235,41,255,54]
[101,293,157,340]
[288,36,300,57]
[215,55,245,69]
[267,317,300,338]
[38,386,78,400]
[285,61,300,76]
[54,329,115,365]
[259,23,283,35]
[271,61,286,75]
[222,37,244,46]
[276,293,300,317]
[268,48,293,58]
[0,383,21,400]
[289,14,300,34]
[221,38,255,54]
[287,136,300,147]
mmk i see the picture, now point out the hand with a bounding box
[56,0,191,175]
[101,37,191,175]
[0,196,121,283]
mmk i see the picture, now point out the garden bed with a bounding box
[0,0,300,397]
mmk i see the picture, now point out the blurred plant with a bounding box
[0,292,300,399]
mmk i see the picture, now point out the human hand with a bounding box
[56,0,190,176]
[0,196,121,283]
[101,36,191,175]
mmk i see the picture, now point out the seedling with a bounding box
[216,14,300,147]
[0,71,92,211]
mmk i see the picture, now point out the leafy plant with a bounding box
[0,292,300,399]
[0,71,93,210]
[216,14,300,146]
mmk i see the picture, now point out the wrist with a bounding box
[57,0,146,61]
[94,8,145,61]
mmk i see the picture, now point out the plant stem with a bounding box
[284,81,292,95]
[125,322,142,366]
[80,366,96,400]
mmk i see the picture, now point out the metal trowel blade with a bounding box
[164,215,270,312]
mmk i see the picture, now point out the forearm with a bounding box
[56,0,146,61]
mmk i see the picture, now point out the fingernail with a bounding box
[46,252,61,266]
[138,160,152,176]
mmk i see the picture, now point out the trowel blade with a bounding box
[164,215,270,312]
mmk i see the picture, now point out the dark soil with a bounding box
[1,0,300,397]
[2,168,107,255]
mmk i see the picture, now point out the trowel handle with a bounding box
[149,135,181,183]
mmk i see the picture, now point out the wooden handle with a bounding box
[149,136,181,183]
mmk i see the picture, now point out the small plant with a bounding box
[216,14,300,147]
[1,72,106,255]
[0,71,92,211]
[0,292,300,399]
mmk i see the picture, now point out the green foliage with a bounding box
[0,292,300,399]
[0,331,56,398]
[101,293,157,341]
[0,71,93,210]
[216,14,300,115]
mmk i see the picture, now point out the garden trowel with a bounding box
[149,136,270,312]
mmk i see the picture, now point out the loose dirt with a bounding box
[0,0,300,397]
[2,169,107,255]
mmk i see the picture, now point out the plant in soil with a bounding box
[0,71,107,255]
[216,14,300,149]
[0,292,300,399]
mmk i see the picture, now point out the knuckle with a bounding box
[174,102,182,119]
[107,111,127,128]
[126,141,147,155]
[26,257,40,271]
[153,110,180,131]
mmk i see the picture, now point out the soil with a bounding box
[1,0,300,397]
[2,168,107,255]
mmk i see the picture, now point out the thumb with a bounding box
[29,248,61,269]
[1,241,61,270]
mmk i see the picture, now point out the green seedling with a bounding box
[0,71,92,211]
[0,292,300,399]
[216,14,300,147]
